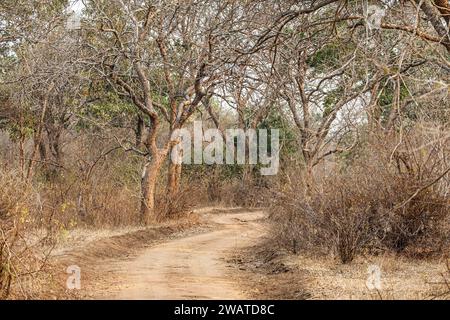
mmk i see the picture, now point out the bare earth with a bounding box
[53,207,447,300]
[96,209,267,299]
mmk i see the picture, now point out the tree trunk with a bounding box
[140,149,168,224]
[18,134,25,180]
[135,115,145,148]
[416,0,450,53]
[167,143,182,196]
[167,161,182,195]
[434,0,450,24]
[26,83,54,182]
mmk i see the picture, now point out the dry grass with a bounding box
[291,254,448,300]
[50,212,208,299]
[155,184,199,221]
[230,243,310,300]
[0,212,207,300]
[270,129,450,263]
[34,146,142,228]
[0,169,54,299]
[234,242,449,300]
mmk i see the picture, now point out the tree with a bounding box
[1,0,84,181]
[84,0,241,223]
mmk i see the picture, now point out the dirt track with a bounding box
[99,208,267,299]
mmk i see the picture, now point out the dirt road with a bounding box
[100,208,267,299]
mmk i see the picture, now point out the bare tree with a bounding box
[84,0,242,222]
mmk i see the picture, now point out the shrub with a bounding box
[155,184,199,220]
[270,131,450,263]
[0,169,47,299]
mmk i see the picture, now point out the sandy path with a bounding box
[101,209,267,300]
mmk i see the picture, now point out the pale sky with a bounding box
[69,0,85,14]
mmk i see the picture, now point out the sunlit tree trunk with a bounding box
[140,155,163,224]
[167,159,182,196]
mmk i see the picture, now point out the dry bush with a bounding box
[203,178,267,208]
[69,147,142,227]
[221,179,271,208]
[437,261,450,300]
[0,169,51,299]
[155,184,199,221]
[190,165,272,208]
[271,129,450,263]
[428,259,450,300]
[205,172,224,204]
[33,144,142,229]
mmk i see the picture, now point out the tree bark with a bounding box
[26,83,54,182]
[135,115,145,148]
[140,149,168,224]
[167,158,182,196]
[434,0,450,24]
[415,0,450,53]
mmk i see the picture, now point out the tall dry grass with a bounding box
[0,169,53,299]
[270,127,450,263]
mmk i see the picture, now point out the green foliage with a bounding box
[77,91,137,129]
[258,111,298,158]
[0,100,36,141]
[323,88,344,118]
[7,122,34,141]
[307,44,340,70]
[378,81,409,124]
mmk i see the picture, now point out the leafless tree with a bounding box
[83,0,248,222]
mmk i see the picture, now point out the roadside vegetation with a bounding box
[1,0,449,299]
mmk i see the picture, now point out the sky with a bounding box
[69,0,85,14]
[67,0,84,30]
